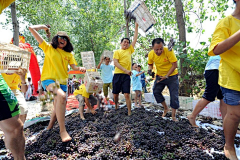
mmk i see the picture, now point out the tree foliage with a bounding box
[1,0,233,96]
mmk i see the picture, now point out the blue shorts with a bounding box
[42,80,67,92]
[221,87,240,106]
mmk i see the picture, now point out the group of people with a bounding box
[67,75,82,95]
[0,0,240,160]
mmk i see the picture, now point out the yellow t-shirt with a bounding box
[39,40,77,85]
[148,48,178,76]
[208,15,240,92]
[113,45,134,74]
[0,0,15,14]
[1,73,25,90]
[73,84,91,98]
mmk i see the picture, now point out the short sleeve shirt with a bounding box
[73,84,91,98]
[100,64,114,83]
[39,40,77,85]
[205,56,221,71]
[148,48,178,76]
[113,45,134,74]
[208,15,240,91]
[131,70,142,91]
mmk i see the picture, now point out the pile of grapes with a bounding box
[3,108,240,159]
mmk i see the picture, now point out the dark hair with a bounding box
[132,63,136,67]
[152,38,165,47]
[51,35,74,52]
[121,38,131,43]
[104,56,110,60]
[138,65,141,68]
[233,0,236,3]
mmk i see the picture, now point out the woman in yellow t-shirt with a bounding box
[29,25,86,142]
[208,1,240,159]
[148,38,179,121]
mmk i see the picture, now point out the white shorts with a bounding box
[12,89,28,115]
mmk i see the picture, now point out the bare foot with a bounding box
[128,111,131,116]
[90,109,97,115]
[85,109,91,113]
[224,146,238,160]
[60,131,72,142]
[115,105,119,110]
[80,116,86,120]
[172,117,178,122]
[187,115,199,127]
[162,109,169,117]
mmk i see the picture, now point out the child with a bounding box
[29,24,86,142]
[112,22,138,116]
[208,1,240,159]
[97,56,114,103]
[131,63,145,107]
[74,84,97,120]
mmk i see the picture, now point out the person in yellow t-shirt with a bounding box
[74,84,97,120]
[207,1,240,159]
[148,38,179,121]
[112,22,138,116]
[29,24,86,143]
[0,0,15,14]
[2,71,28,124]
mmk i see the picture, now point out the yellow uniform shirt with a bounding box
[148,48,178,76]
[208,15,240,92]
[1,73,24,90]
[0,0,15,14]
[39,40,77,85]
[73,84,91,98]
[113,45,134,74]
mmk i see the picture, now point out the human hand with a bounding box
[15,68,27,79]
[125,70,132,76]
[79,67,86,73]
[158,76,168,82]
[45,24,51,38]
[90,109,97,115]
[147,70,152,75]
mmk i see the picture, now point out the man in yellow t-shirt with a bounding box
[112,22,139,116]
[148,38,179,121]
[207,1,240,159]
[74,84,97,120]
[2,70,28,124]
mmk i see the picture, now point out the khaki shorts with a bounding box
[76,94,97,107]
[12,90,28,115]
[103,83,112,97]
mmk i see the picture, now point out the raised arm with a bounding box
[131,22,139,48]
[28,25,50,44]
[97,57,104,69]
[213,30,240,55]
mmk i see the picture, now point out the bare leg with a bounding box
[220,99,227,124]
[46,84,71,142]
[46,101,57,130]
[124,93,131,116]
[19,114,27,124]
[139,91,142,106]
[171,108,177,121]
[187,98,210,127]
[134,91,138,107]
[114,94,119,110]
[79,106,85,120]
[223,104,240,160]
[161,101,169,117]
[0,115,26,160]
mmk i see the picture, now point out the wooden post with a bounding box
[11,2,19,46]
